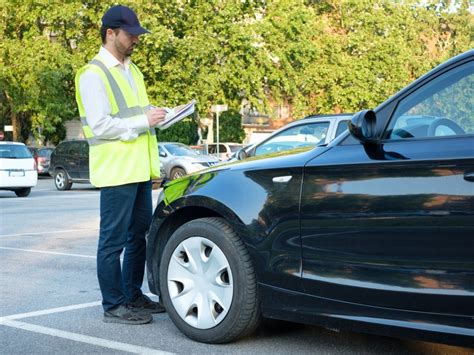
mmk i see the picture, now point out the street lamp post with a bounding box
[210,104,228,159]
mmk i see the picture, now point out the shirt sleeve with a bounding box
[79,69,150,141]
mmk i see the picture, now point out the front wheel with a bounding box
[159,217,260,343]
[54,169,72,190]
[170,167,186,180]
[15,188,31,197]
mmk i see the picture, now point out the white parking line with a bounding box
[0,247,95,258]
[3,301,102,320]
[0,229,97,238]
[0,319,173,354]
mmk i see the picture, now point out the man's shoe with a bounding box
[128,294,166,314]
[103,304,153,324]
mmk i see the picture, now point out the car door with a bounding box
[79,141,89,180]
[300,59,473,316]
[65,142,81,179]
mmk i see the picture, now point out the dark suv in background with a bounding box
[49,139,90,190]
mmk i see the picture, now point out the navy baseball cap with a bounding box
[101,5,150,35]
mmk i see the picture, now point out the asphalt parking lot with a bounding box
[0,177,472,354]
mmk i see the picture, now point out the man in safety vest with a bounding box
[75,5,166,325]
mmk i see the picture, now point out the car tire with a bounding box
[14,188,31,197]
[54,169,72,191]
[170,167,186,180]
[159,217,261,344]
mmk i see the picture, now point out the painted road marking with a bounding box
[3,301,102,320]
[1,299,171,354]
[0,247,96,259]
[0,319,173,354]
[0,229,97,238]
[3,296,155,321]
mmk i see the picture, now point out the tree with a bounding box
[212,109,246,143]
[1,0,472,145]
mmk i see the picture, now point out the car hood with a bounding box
[172,155,219,164]
[206,144,331,173]
[162,144,333,204]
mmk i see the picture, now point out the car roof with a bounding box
[301,113,353,120]
[0,141,26,145]
[58,139,87,144]
[273,113,352,130]
[160,142,188,146]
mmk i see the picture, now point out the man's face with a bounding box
[111,29,139,57]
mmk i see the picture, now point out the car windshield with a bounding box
[164,143,198,157]
[38,148,53,157]
[0,144,32,159]
[255,121,330,156]
[229,145,242,153]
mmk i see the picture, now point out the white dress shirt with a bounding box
[79,47,150,141]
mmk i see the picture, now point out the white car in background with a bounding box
[0,141,38,197]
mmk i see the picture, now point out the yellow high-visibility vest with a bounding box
[75,56,160,188]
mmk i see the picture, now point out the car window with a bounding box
[79,142,88,156]
[38,148,53,157]
[0,144,32,159]
[67,142,81,156]
[255,121,330,156]
[164,143,198,157]
[207,144,227,154]
[229,145,242,153]
[335,120,349,138]
[387,61,473,140]
[55,143,66,155]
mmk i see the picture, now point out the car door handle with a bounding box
[464,172,474,182]
[273,175,292,183]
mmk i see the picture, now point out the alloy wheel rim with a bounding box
[173,171,184,179]
[167,236,233,329]
[55,173,64,188]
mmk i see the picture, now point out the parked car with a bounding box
[159,142,219,180]
[206,143,244,161]
[146,50,474,345]
[189,145,206,155]
[236,114,351,161]
[49,139,89,190]
[28,146,54,175]
[0,141,37,197]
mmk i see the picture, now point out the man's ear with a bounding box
[106,28,116,41]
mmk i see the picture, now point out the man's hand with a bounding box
[146,107,167,127]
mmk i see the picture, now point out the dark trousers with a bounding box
[97,180,152,311]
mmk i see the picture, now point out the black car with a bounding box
[49,139,90,190]
[146,50,474,346]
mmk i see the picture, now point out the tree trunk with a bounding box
[11,111,21,142]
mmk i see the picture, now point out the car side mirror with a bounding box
[348,110,378,143]
[237,148,248,160]
[159,151,167,158]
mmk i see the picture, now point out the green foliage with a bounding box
[0,0,472,145]
[212,109,246,143]
[155,118,199,146]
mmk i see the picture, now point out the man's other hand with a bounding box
[146,108,167,127]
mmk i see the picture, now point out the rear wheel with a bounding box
[14,188,31,197]
[159,217,260,343]
[170,167,186,180]
[54,169,72,190]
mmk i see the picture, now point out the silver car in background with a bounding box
[158,142,219,180]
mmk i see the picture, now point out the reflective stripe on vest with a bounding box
[75,56,160,187]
